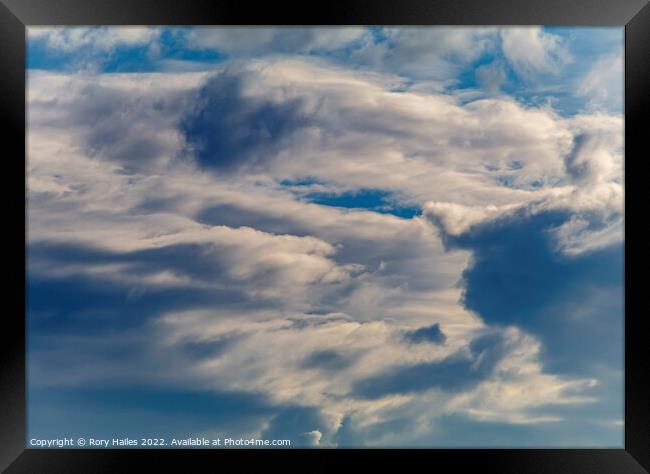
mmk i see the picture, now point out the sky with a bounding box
[26,26,624,447]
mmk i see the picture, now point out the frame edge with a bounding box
[0,0,26,472]
[625,2,650,472]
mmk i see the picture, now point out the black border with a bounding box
[2,1,648,472]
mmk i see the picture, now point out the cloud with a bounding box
[183,27,368,54]
[260,406,330,446]
[564,130,620,187]
[28,70,203,170]
[500,28,570,80]
[174,60,598,213]
[28,27,160,53]
[551,214,624,256]
[180,27,497,84]
[352,330,510,399]
[453,210,623,378]
[475,60,508,95]
[181,70,311,172]
[349,27,497,82]
[404,323,447,345]
[577,52,623,113]
[424,202,522,236]
[26,53,622,445]
[29,222,364,306]
[301,350,356,372]
[300,430,323,446]
[30,58,623,241]
[27,27,624,122]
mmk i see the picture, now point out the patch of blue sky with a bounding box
[27,41,70,71]
[101,45,159,73]
[28,386,276,442]
[368,26,389,44]
[156,28,227,63]
[279,177,324,187]
[27,36,156,73]
[547,26,623,57]
[303,189,422,219]
[450,50,499,90]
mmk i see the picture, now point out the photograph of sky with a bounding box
[27,26,624,447]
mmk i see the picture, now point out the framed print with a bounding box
[1,0,649,472]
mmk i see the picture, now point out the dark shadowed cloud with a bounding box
[448,210,623,376]
[196,203,310,236]
[27,241,281,337]
[300,349,356,372]
[28,80,190,170]
[404,323,446,345]
[180,334,246,361]
[181,71,310,172]
[352,331,509,399]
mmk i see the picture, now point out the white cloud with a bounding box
[577,52,624,113]
[475,60,508,95]
[349,27,497,83]
[301,430,323,446]
[28,26,161,53]
[423,202,522,236]
[500,27,570,80]
[183,27,368,54]
[551,215,624,256]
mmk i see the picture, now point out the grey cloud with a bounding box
[31,240,230,283]
[184,27,367,55]
[178,333,246,361]
[181,71,311,172]
[475,60,508,95]
[564,133,591,182]
[35,239,251,289]
[29,80,190,170]
[352,331,509,399]
[563,132,617,187]
[196,203,310,236]
[131,195,185,215]
[350,27,497,82]
[285,314,352,330]
[26,62,621,444]
[300,350,356,372]
[404,323,446,345]
[194,201,456,297]
[28,241,284,311]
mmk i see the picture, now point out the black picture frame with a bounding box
[1,1,648,472]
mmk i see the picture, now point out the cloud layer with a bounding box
[27,27,624,447]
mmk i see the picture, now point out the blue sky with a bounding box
[27,26,623,447]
